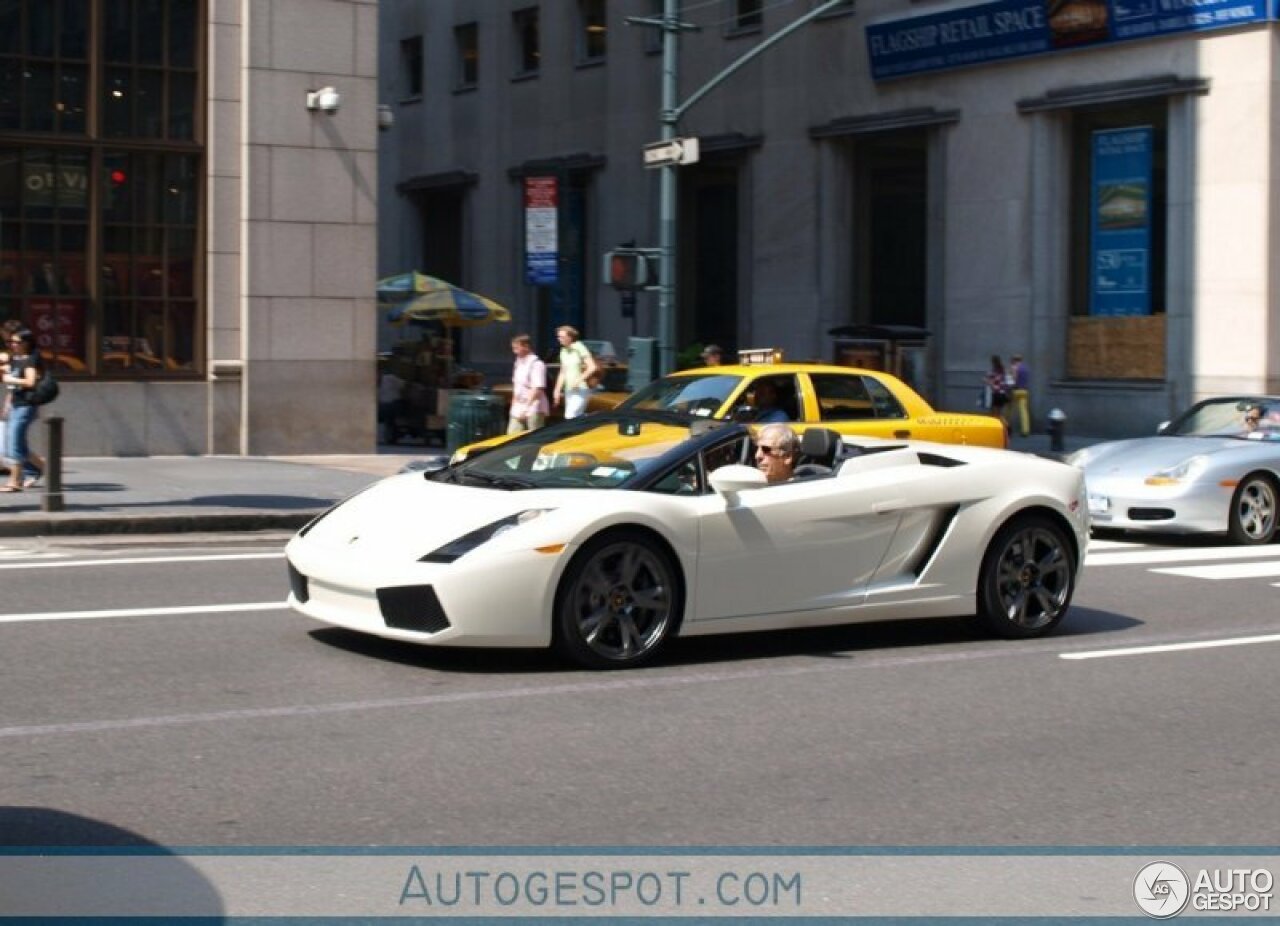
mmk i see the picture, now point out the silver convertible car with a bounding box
[1068,396,1280,544]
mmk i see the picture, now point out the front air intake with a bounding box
[287,562,309,603]
[376,585,452,634]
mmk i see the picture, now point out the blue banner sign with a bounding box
[866,0,1272,80]
[1089,127,1153,316]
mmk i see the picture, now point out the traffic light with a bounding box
[603,248,656,290]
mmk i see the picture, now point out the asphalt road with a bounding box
[0,530,1277,848]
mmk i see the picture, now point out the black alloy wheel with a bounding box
[976,514,1076,638]
[553,530,682,669]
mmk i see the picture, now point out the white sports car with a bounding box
[286,412,1089,669]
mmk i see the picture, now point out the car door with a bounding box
[689,475,902,625]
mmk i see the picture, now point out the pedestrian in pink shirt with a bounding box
[508,334,550,434]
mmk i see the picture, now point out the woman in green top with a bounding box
[552,325,599,420]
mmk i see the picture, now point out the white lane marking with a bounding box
[1151,561,1280,580]
[0,602,287,624]
[1086,546,1280,567]
[0,550,284,571]
[1061,633,1280,660]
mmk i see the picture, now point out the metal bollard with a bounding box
[41,415,64,512]
[1046,408,1067,453]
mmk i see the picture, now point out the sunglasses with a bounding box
[756,444,786,456]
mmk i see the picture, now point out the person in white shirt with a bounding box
[508,334,550,433]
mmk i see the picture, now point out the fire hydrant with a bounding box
[1047,407,1067,453]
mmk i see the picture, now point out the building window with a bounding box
[578,0,606,63]
[1066,102,1168,380]
[454,22,478,89]
[731,0,763,32]
[400,35,423,98]
[0,0,203,379]
[102,0,198,140]
[0,0,90,134]
[512,8,539,77]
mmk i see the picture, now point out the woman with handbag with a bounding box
[1,328,45,491]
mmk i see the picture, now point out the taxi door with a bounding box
[805,372,917,441]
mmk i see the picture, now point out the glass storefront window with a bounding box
[0,0,203,379]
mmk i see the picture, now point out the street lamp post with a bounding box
[634,0,852,374]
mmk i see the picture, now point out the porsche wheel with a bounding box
[976,515,1075,638]
[554,530,682,669]
[1227,474,1277,545]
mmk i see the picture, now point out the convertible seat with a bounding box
[793,427,842,478]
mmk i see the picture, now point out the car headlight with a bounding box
[420,509,554,563]
[449,449,470,465]
[1145,455,1208,486]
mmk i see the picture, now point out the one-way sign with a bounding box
[643,136,700,169]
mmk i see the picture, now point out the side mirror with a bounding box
[709,464,767,494]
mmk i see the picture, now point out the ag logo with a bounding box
[1134,861,1190,918]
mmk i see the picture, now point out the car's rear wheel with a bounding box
[1228,474,1277,545]
[976,514,1076,638]
[553,530,682,669]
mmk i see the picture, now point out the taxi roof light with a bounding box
[738,347,783,365]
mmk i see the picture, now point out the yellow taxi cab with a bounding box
[453,349,1005,462]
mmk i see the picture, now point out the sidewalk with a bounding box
[0,448,448,538]
[0,432,1100,538]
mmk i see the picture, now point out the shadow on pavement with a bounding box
[308,606,1142,675]
[0,807,225,919]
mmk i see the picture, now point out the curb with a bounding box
[0,511,317,538]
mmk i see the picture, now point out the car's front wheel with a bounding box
[1228,474,1277,545]
[976,514,1076,638]
[553,530,683,669]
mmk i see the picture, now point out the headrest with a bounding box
[800,427,840,460]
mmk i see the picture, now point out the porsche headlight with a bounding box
[1145,455,1208,486]
[450,449,470,465]
[420,509,554,563]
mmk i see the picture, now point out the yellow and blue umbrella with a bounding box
[378,271,512,328]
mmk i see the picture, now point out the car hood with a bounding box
[1082,435,1251,474]
[297,472,571,557]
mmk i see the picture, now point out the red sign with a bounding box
[29,299,86,361]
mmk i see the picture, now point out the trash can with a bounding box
[446,390,507,452]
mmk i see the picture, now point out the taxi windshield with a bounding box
[618,373,743,418]
[446,413,697,489]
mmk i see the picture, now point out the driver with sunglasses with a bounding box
[754,422,800,483]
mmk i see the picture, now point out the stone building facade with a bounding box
[378,0,1280,437]
[0,0,378,456]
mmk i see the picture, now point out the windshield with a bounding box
[618,373,743,417]
[1167,398,1280,439]
[442,413,700,489]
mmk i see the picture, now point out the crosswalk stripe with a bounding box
[1085,538,1138,550]
[1086,546,1280,567]
[1151,561,1280,580]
